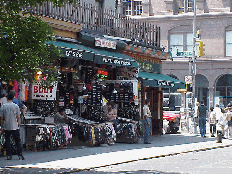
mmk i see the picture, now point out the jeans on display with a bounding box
[5,130,23,157]
[210,124,216,136]
[199,118,206,137]
[144,118,151,143]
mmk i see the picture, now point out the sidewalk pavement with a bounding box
[0,133,232,173]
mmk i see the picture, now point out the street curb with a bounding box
[64,143,232,173]
[3,142,232,173]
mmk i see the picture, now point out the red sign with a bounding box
[34,86,54,94]
[97,70,108,76]
[32,84,57,100]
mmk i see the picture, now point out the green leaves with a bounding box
[0,0,78,86]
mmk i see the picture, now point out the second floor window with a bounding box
[170,33,194,57]
[226,31,232,56]
[122,0,142,16]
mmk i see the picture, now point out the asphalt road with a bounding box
[88,145,232,174]
[1,143,232,174]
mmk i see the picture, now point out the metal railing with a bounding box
[21,1,161,49]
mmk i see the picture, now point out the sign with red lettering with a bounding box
[95,37,117,49]
[32,83,57,100]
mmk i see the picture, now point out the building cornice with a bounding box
[131,12,232,22]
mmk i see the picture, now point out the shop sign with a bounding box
[158,81,175,87]
[136,60,160,73]
[32,83,57,100]
[97,70,108,79]
[158,81,167,86]
[65,50,83,58]
[103,57,131,66]
[95,38,117,49]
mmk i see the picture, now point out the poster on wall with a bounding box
[32,82,57,100]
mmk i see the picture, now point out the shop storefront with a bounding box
[49,36,140,145]
[0,33,142,153]
[123,50,185,135]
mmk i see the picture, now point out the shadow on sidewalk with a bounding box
[0,168,181,174]
[0,134,216,168]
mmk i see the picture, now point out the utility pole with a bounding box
[191,0,197,134]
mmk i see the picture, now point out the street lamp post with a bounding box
[191,0,197,134]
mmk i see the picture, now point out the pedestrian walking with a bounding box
[198,100,208,137]
[0,91,7,107]
[217,107,229,138]
[0,91,25,160]
[143,99,152,144]
[209,107,217,137]
[214,104,222,123]
[224,104,232,139]
[195,102,200,134]
[227,108,232,139]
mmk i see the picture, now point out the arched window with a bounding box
[215,74,232,108]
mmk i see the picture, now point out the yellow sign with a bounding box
[177,89,187,92]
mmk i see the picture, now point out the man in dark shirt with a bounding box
[198,100,208,137]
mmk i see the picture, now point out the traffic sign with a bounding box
[176,51,193,57]
[185,76,192,84]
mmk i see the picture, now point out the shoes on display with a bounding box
[6,156,12,160]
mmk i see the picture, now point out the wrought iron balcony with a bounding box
[21,1,161,50]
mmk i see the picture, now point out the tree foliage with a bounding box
[0,0,78,87]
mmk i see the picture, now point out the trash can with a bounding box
[217,130,222,143]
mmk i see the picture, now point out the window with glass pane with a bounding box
[177,0,184,13]
[177,0,194,13]
[186,33,193,51]
[170,34,183,56]
[226,31,232,56]
[134,1,142,15]
[123,1,132,16]
[187,0,194,12]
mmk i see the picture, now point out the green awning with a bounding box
[46,40,94,61]
[46,40,138,68]
[86,48,138,68]
[138,71,185,88]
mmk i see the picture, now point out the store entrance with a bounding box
[145,87,163,135]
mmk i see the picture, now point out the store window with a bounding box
[226,31,232,56]
[122,0,142,16]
